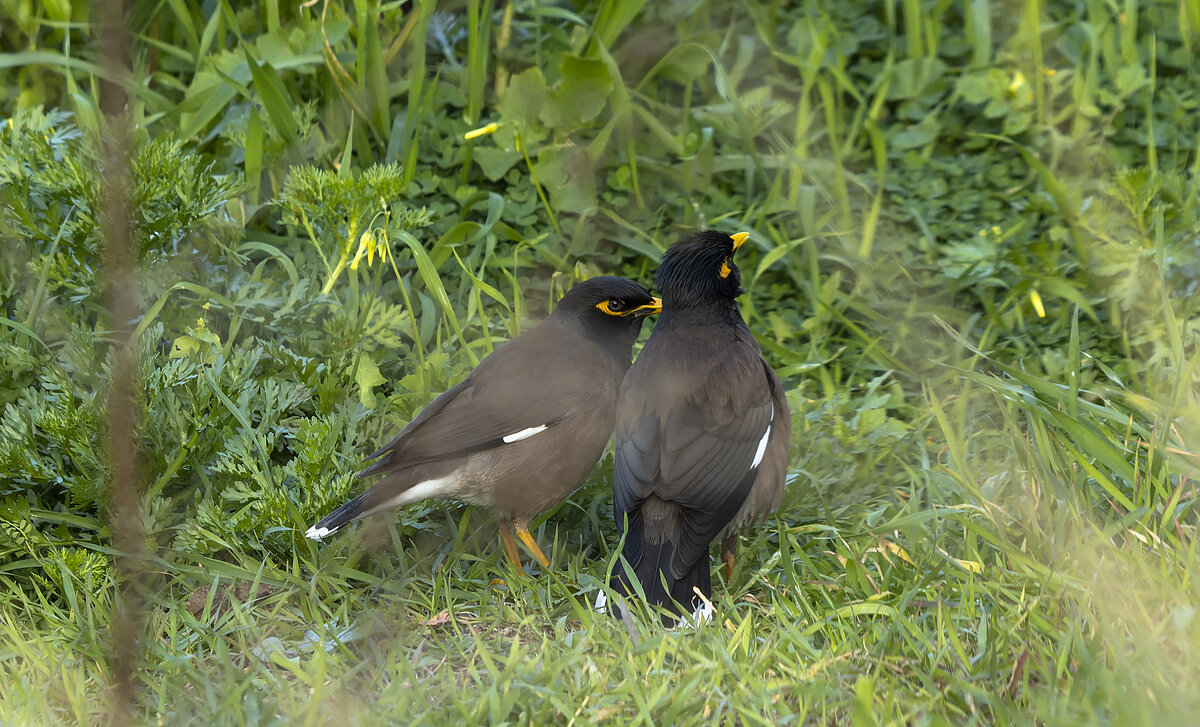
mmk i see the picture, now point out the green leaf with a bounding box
[540,54,612,130]
[242,47,299,145]
[396,230,478,366]
[1116,64,1149,96]
[170,322,223,364]
[473,147,523,181]
[498,67,547,129]
[886,57,948,101]
[957,69,1006,105]
[890,116,940,150]
[351,353,385,409]
[533,145,597,214]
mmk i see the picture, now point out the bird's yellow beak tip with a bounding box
[731,232,750,250]
[637,297,663,316]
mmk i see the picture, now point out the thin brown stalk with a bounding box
[98,2,145,725]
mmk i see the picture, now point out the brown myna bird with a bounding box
[305,276,661,569]
[611,231,791,620]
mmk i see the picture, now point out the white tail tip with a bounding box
[305,524,336,540]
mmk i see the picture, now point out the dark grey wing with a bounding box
[614,339,776,578]
[613,402,661,567]
[743,358,792,519]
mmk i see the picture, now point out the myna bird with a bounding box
[305,276,661,570]
[611,230,791,619]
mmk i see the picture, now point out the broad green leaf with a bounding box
[541,54,612,130]
[498,67,547,129]
[473,147,522,181]
[351,353,385,409]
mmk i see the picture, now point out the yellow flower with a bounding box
[1029,290,1046,318]
[464,122,501,140]
[1008,71,1026,94]
[350,230,389,271]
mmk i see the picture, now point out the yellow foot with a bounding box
[515,524,550,567]
[498,521,524,570]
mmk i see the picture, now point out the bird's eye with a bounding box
[595,298,627,316]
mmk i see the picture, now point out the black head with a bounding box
[656,230,751,310]
[550,275,661,352]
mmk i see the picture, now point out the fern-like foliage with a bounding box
[0,109,242,314]
[278,162,431,293]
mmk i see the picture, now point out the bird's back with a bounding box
[614,315,777,616]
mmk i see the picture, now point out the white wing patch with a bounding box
[751,426,771,468]
[502,424,548,443]
[750,403,775,470]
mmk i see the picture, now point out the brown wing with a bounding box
[361,323,609,477]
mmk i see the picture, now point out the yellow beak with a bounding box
[630,297,663,317]
[731,232,750,251]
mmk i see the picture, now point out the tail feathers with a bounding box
[306,466,462,540]
[613,535,711,623]
[304,492,374,540]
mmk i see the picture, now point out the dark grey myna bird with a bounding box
[611,231,791,619]
[306,276,661,569]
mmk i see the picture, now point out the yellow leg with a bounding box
[515,525,550,568]
[497,520,524,570]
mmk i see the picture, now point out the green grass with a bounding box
[2,0,1200,724]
